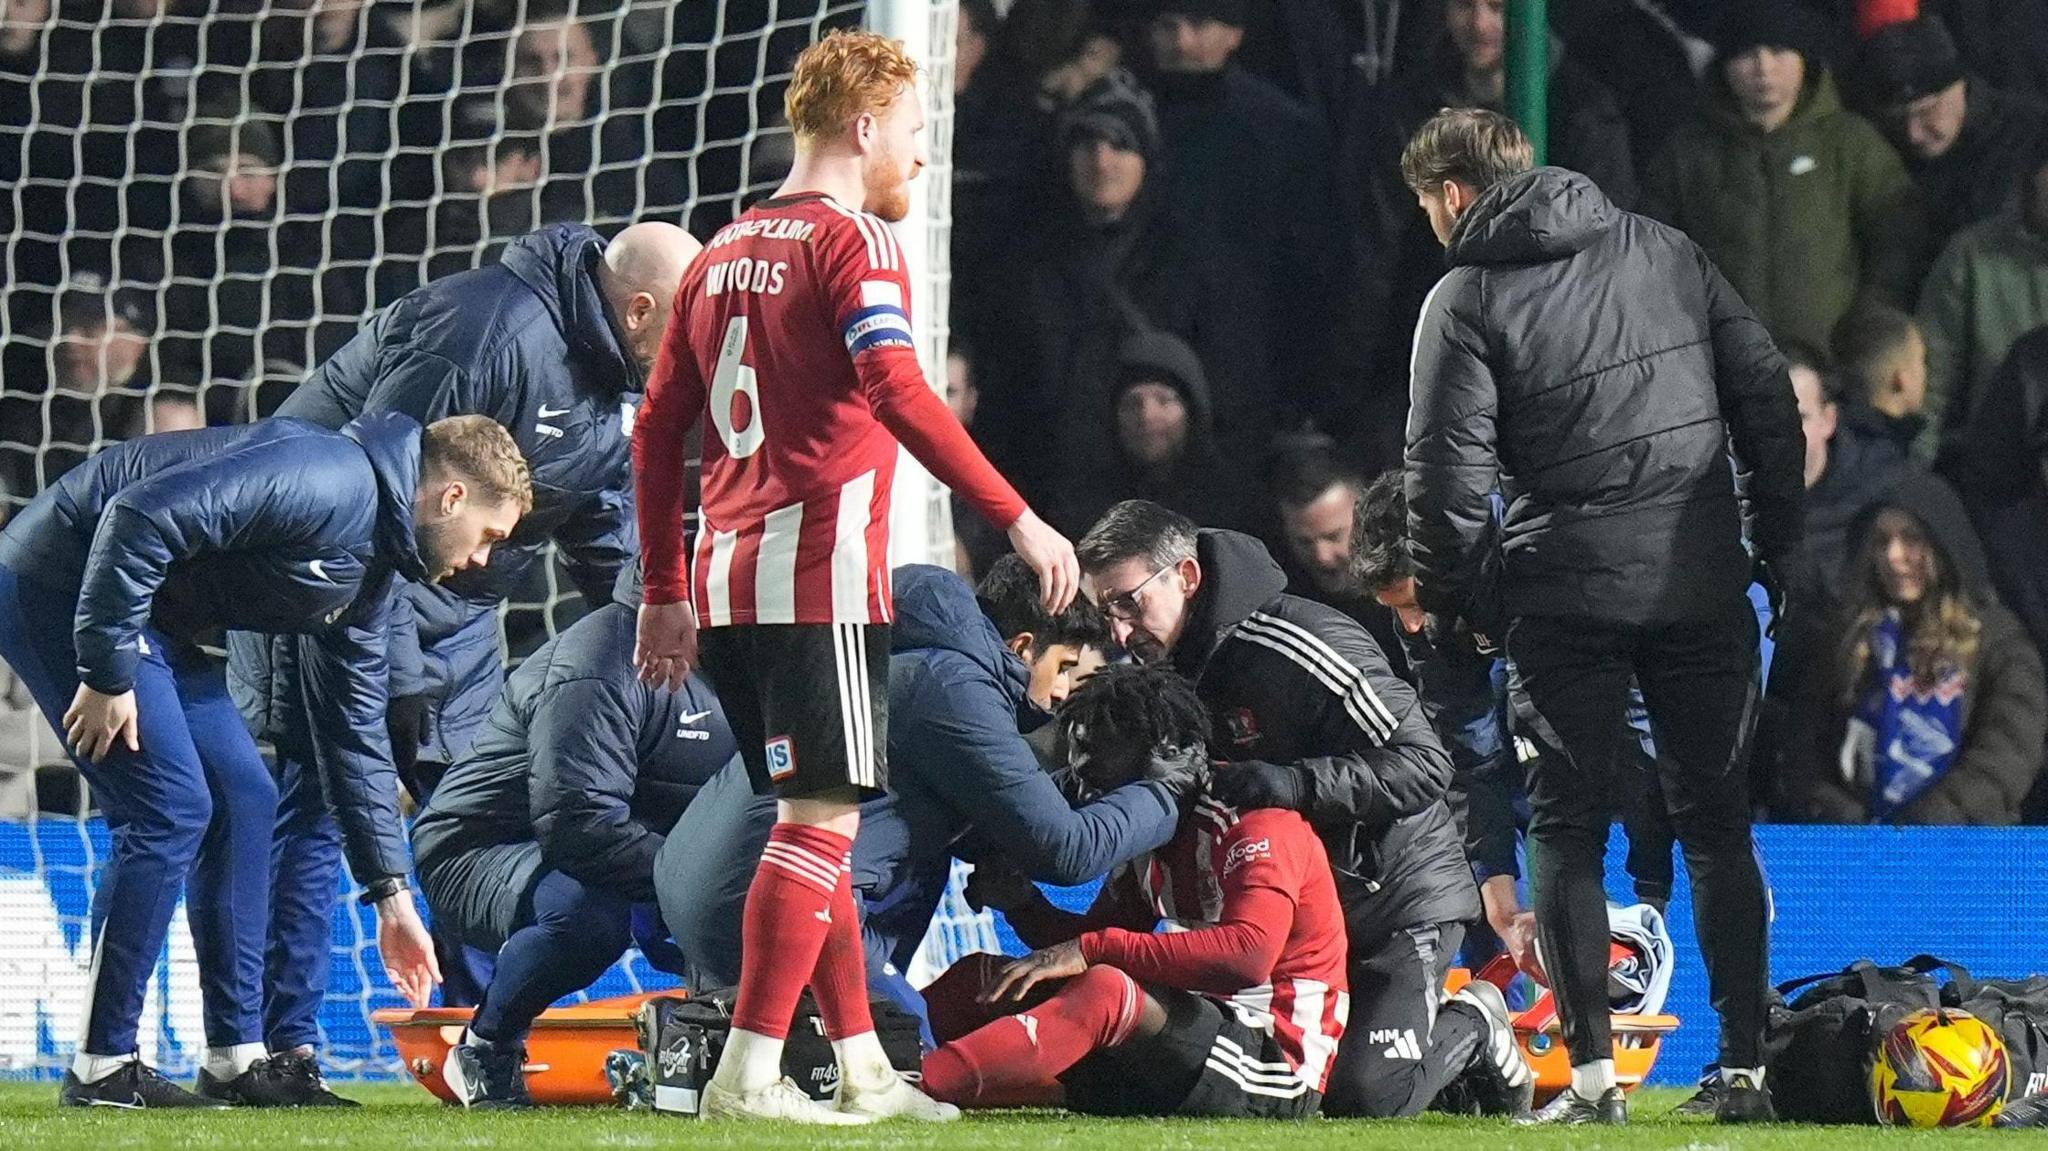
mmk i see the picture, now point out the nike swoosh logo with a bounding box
[537,405,571,419]
[679,709,713,725]
[309,559,335,583]
[83,1095,144,1109]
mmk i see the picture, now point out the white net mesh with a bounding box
[0,0,982,1078]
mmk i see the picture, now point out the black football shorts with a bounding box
[695,623,889,800]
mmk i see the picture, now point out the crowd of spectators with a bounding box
[4,0,2048,825]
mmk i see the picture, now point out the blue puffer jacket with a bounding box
[230,223,641,767]
[657,566,1181,1024]
[855,565,1180,970]
[411,563,738,933]
[0,414,427,882]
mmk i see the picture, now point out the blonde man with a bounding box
[0,413,528,1108]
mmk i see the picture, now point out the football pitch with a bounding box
[3,1085,2046,1149]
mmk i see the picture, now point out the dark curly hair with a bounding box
[976,553,1111,655]
[1053,663,1209,799]
[1350,470,1412,593]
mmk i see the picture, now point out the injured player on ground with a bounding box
[917,663,1348,1118]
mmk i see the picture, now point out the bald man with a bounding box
[227,222,700,1087]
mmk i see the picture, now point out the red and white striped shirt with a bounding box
[633,193,1026,626]
[1075,799,1351,1098]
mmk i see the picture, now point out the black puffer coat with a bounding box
[1405,166,1805,625]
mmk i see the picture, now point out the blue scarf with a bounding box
[1848,611,1968,820]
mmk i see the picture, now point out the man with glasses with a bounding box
[1074,500,1532,1119]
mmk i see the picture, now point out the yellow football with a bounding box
[1871,1008,2011,1128]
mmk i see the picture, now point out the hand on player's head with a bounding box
[1005,510,1079,615]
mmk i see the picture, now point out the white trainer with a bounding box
[698,1076,875,1124]
[837,1074,961,1122]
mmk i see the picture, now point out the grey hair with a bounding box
[1076,499,1198,574]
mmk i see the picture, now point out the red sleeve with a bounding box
[1077,812,1306,995]
[818,213,1028,531]
[1004,865,1156,951]
[632,281,705,606]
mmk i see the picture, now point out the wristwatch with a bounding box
[358,875,410,906]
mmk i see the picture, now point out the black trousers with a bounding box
[1322,922,1487,1118]
[1507,598,1768,1071]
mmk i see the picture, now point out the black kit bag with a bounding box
[1942,972,2048,1100]
[634,989,925,1114]
[1763,955,1967,1122]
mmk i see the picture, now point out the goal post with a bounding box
[0,0,985,1080]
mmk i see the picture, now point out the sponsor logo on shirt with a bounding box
[1223,837,1271,876]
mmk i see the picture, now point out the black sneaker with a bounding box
[269,1052,358,1107]
[1674,1073,1724,1116]
[1516,1085,1628,1126]
[1714,1069,1776,1124]
[1448,982,1536,1117]
[443,1039,533,1110]
[1430,1076,1481,1116]
[59,1063,226,1109]
[1996,1091,2048,1128]
[197,1053,359,1108]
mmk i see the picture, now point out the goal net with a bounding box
[0,0,989,1078]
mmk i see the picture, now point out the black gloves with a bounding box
[1208,760,1308,813]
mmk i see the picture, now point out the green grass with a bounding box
[1,1084,2043,1149]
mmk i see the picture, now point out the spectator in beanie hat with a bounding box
[1852,16,2048,252]
[1055,329,1259,537]
[1643,0,1926,355]
[986,70,1229,513]
[1054,64,1161,160]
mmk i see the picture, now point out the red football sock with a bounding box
[731,823,853,1038]
[810,848,874,1041]
[920,965,1143,1109]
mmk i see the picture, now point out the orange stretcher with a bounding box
[1447,955,1679,1106]
[375,992,669,1106]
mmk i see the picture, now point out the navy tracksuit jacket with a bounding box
[0,414,426,1056]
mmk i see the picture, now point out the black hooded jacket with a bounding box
[410,561,739,931]
[1406,167,1805,625]
[1173,530,1479,940]
[997,183,1227,507]
[1797,406,1920,604]
[1056,331,1261,536]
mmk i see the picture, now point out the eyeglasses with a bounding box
[1100,565,1171,622]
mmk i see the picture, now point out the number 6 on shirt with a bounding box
[709,315,764,458]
